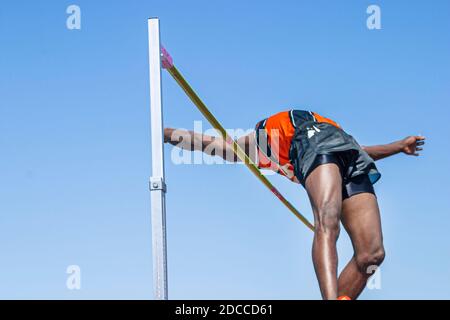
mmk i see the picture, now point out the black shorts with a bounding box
[307,153,376,200]
[289,122,381,199]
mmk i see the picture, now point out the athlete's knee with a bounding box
[355,247,386,273]
[313,199,341,235]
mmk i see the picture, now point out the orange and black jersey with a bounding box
[254,110,341,183]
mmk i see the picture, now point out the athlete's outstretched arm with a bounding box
[164,128,256,162]
[362,136,426,161]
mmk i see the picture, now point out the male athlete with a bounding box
[164,109,425,300]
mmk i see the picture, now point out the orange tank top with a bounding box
[255,110,341,183]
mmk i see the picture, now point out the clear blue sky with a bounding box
[0,0,449,299]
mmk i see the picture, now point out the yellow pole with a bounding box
[162,48,314,232]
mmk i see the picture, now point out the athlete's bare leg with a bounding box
[337,193,385,299]
[305,164,343,300]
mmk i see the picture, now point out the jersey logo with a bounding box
[307,125,321,139]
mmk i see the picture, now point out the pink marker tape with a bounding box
[161,46,174,69]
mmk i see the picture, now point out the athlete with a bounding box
[164,109,425,300]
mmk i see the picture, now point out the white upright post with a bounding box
[148,17,168,300]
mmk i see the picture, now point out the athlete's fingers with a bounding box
[416,147,423,151]
[416,140,425,146]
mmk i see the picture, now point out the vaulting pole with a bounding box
[160,46,314,232]
[148,18,168,300]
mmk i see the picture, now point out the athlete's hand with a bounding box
[164,128,174,143]
[400,136,426,156]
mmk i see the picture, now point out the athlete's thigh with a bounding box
[305,163,343,221]
[341,193,384,253]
